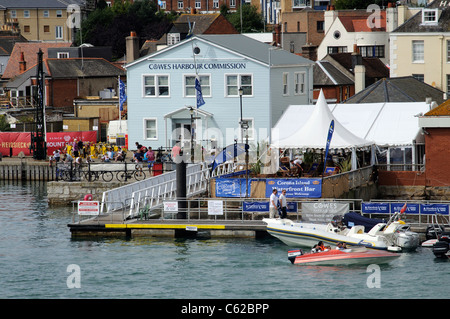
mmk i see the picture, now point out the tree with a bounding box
[225,4,264,33]
[77,0,176,60]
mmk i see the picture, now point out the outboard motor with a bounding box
[288,249,303,264]
[432,233,450,259]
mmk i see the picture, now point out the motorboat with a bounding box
[287,247,400,266]
[432,232,450,259]
[263,211,419,252]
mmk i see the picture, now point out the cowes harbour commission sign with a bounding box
[148,62,247,70]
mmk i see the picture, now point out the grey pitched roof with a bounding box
[343,76,445,104]
[196,34,314,66]
[314,60,353,86]
[393,0,450,32]
[0,0,83,9]
[46,58,125,78]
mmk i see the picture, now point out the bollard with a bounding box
[176,160,187,219]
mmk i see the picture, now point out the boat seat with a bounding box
[347,225,365,236]
[368,223,386,236]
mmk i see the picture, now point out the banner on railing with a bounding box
[46,131,97,156]
[265,178,321,198]
[362,202,449,215]
[302,202,349,223]
[215,178,250,197]
[242,201,298,212]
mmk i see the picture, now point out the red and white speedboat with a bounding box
[288,247,400,266]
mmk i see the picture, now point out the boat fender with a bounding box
[84,194,93,201]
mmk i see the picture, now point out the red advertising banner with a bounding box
[46,131,97,155]
[0,132,32,156]
[0,131,97,157]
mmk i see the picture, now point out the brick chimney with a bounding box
[272,25,281,47]
[302,44,318,61]
[126,31,139,64]
[19,52,26,73]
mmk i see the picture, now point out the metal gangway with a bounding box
[100,161,237,220]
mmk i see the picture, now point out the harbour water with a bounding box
[0,181,449,302]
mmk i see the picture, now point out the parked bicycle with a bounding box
[116,165,146,182]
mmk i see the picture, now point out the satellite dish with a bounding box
[193,47,200,54]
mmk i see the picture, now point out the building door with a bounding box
[174,123,192,148]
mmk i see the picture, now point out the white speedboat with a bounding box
[263,212,419,252]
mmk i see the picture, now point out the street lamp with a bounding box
[239,87,244,143]
[238,87,249,198]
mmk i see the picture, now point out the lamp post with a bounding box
[239,87,243,144]
[189,107,194,163]
[238,87,249,198]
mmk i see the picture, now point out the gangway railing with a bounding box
[100,160,244,219]
[128,162,210,218]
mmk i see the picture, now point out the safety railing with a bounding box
[128,162,210,218]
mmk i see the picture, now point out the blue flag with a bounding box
[119,79,126,111]
[323,120,334,173]
[195,77,205,108]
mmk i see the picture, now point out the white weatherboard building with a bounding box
[125,34,314,157]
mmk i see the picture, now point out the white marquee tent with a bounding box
[271,90,432,170]
[272,90,373,149]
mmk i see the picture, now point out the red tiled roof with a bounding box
[338,11,386,32]
[2,42,71,80]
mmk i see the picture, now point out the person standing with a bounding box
[269,189,279,219]
[279,189,287,219]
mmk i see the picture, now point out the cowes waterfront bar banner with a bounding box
[0,131,97,157]
[265,178,322,198]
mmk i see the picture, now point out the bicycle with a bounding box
[116,164,146,182]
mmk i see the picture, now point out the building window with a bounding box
[447,40,450,62]
[225,74,252,96]
[144,118,158,140]
[213,0,219,8]
[167,33,180,45]
[24,10,30,18]
[230,0,236,7]
[160,1,166,8]
[143,75,169,97]
[24,25,31,33]
[327,46,347,54]
[447,75,450,95]
[413,74,424,82]
[57,52,69,59]
[297,21,300,31]
[10,10,16,18]
[422,8,438,24]
[358,45,385,58]
[185,75,210,97]
[178,1,184,9]
[55,26,63,39]
[56,10,62,18]
[294,72,305,95]
[317,21,324,32]
[412,40,424,62]
[195,0,201,8]
[43,10,49,18]
[283,73,289,95]
[44,25,50,33]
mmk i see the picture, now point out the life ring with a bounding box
[84,194,93,201]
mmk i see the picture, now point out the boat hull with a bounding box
[292,249,400,266]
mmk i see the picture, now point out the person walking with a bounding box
[279,189,287,219]
[269,189,279,219]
